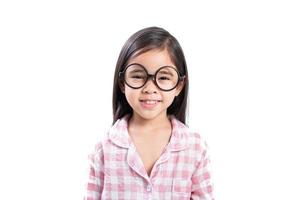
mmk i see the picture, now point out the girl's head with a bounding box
[112,27,189,124]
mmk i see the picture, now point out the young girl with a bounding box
[84,27,214,200]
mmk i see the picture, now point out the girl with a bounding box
[84,27,214,200]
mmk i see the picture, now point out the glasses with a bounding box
[119,63,185,91]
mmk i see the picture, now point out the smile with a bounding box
[139,99,162,109]
[139,100,162,104]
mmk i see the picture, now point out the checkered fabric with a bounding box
[84,115,214,200]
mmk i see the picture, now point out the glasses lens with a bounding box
[125,64,147,88]
[156,66,179,90]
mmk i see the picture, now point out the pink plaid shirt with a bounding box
[84,115,214,200]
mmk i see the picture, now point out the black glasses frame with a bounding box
[119,63,185,92]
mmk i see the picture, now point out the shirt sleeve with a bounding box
[190,141,215,200]
[83,143,104,200]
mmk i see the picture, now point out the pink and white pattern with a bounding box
[84,115,214,200]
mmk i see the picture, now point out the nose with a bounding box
[142,76,158,94]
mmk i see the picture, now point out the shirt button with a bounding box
[146,184,152,192]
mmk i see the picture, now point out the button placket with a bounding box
[146,184,152,192]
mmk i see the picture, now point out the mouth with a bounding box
[139,99,162,104]
[139,99,162,108]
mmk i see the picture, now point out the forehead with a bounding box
[128,49,176,73]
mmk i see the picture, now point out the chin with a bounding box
[135,110,167,121]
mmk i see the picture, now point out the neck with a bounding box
[128,112,171,134]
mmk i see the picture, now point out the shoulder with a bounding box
[89,116,129,156]
[88,140,104,162]
[171,117,209,159]
[188,131,208,148]
[88,131,111,159]
[187,131,209,154]
[171,116,208,148]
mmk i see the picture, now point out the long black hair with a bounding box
[112,26,189,124]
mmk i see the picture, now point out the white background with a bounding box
[0,0,299,199]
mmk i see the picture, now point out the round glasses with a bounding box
[119,63,185,91]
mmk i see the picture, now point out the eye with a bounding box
[158,76,170,80]
[130,74,146,79]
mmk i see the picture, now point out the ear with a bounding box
[175,80,185,96]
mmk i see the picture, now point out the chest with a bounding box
[128,126,172,174]
[133,139,168,176]
[102,145,195,199]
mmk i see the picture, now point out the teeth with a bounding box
[144,100,156,104]
[141,100,159,104]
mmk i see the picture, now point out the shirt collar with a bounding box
[108,115,189,151]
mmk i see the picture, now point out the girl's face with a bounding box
[122,49,184,121]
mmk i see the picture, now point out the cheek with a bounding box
[124,87,139,105]
[163,93,176,106]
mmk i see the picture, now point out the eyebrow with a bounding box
[158,69,174,76]
[128,69,145,73]
[126,63,176,75]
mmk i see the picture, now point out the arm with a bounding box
[190,142,214,200]
[84,144,104,200]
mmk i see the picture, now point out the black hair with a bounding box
[112,26,189,124]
